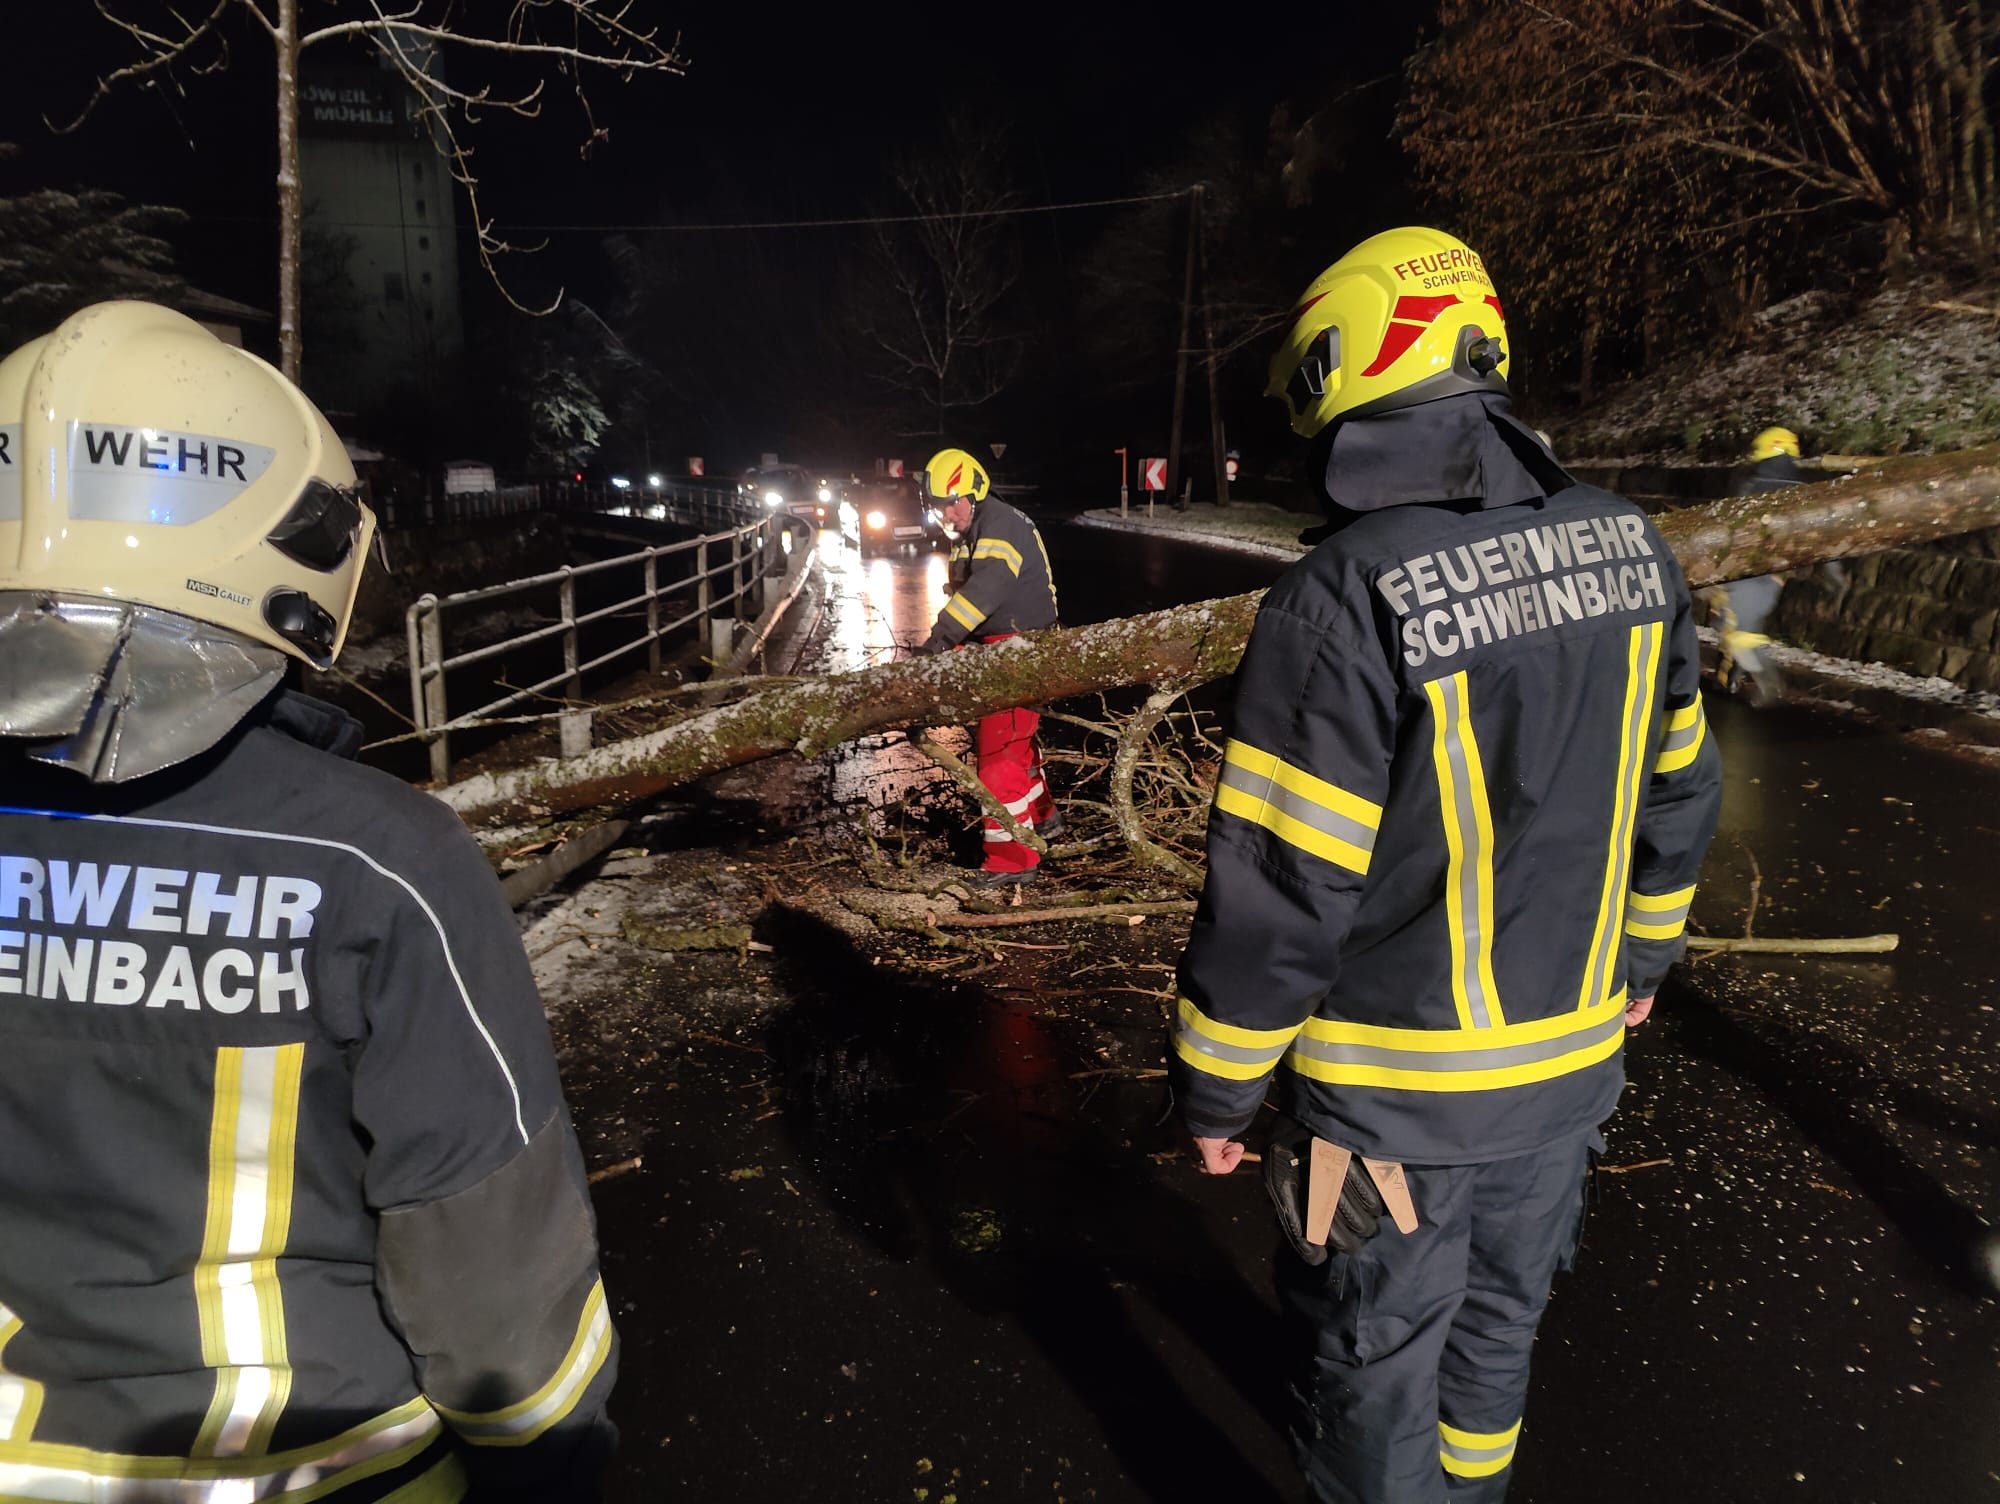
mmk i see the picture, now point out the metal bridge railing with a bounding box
[406,512,780,783]
[375,478,757,532]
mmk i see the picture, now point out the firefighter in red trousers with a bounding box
[911,447,1061,887]
[1172,228,1722,1502]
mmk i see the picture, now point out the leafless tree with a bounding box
[57,1,686,383]
[853,119,1023,439]
[1405,0,1999,395]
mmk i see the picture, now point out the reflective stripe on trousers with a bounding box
[1279,1134,1594,1504]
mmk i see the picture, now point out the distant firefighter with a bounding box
[910,447,1062,886]
[1710,426,1811,707]
[0,303,615,1502]
[1172,228,1722,1503]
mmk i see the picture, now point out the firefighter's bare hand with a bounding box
[1191,1135,1245,1175]
[1625,993,1656,1027]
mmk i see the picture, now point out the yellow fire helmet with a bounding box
[0,302,375,781]
[919,447,991,503]
[0,300,373,666]
[1749,426,1801,462]
[1267,226,1511,438]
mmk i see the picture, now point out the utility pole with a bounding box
[1197,183,1229,508]
[1166,187,1198,512]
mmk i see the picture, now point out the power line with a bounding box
[187,187,1195,233]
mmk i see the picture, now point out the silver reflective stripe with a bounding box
[1625,886,1694,939]
[1657,717,1701,757]
[1215,760,1378,861]
[1579,624,1662,1012]
[1426,672,1501,1029]
[0,425,19,522]
[1289,1008,1625,1077]
[438,1285,613,1445]
[0,1406,440,1503]
[1442,1437,1516,1464]
[1175,1017,1290,1070]
[65,422,276,526]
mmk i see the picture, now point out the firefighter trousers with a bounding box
[1276,1131,1596,1504]
[975,705,1052,872]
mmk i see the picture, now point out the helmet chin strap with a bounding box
[0,595,287,783]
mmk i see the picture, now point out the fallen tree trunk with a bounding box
[438,446,2000,826]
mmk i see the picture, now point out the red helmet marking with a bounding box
[1360,295,1466,378]
[1289,290,1329,326]
[1484,295,1505,321]
[947,462,965,494]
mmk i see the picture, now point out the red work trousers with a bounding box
[975,706,1052,871]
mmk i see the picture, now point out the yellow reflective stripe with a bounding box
[1579,624,1662,1011]
[943,593,985,631]
[0,1308,44,1443]
[377,1454,468,1504]
[1653,695,1707,774]
[0,1398,440,1495]
[1441,1416,1522,1475]
[1424,672,1504,1030]
[1287,996,1625,1093]
[194,1044,305,1459]
[1440,1419,1522,1450]
[972,537,1023,575]
[1172,995,1301,1082]
[1213,739,1380,875]
[1625,883,1697,941]
[1224,740,1383,831]
[1032,529,1060,615]
[432,1281,613,1447]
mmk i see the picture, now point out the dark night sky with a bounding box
[11,5,1422,313]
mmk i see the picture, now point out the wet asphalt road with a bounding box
[585,520,2000,1504]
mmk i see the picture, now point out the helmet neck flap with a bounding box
[0,594,287,783]
[1306,391,1573,529]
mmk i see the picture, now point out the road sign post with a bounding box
[1142,456,1167,519]
[1116,447,1129,518]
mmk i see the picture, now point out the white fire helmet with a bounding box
[0,301,376,781]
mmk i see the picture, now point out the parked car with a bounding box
[855,478,942,555]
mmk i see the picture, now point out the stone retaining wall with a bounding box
[1770,528,2000,691]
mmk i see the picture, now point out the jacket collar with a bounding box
[1315,391,1573,518]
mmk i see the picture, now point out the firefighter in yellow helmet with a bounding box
[1709,426,1807,705]
[1172,230,1721,1502]
[910,446,1061,886]
[0,304,615,1502]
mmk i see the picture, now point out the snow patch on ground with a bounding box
[1547,272,2000,461]
[1697,624,2000,720]
[1074,503,1309,560]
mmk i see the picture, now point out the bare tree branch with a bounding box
[60,0,687,381]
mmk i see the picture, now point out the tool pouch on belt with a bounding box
[1263,1115,1392,1264]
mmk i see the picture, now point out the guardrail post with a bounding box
[559,567,581,700]
[416,596,451,783]
[732,527,747,621]
[644,550,662,673]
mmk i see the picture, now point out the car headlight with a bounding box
[866,510,887,529]
[818,486,833,503]
[764,490,783,507]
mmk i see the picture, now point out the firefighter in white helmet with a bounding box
[0,303,615,1501]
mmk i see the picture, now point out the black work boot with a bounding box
[967,865,1042,891]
